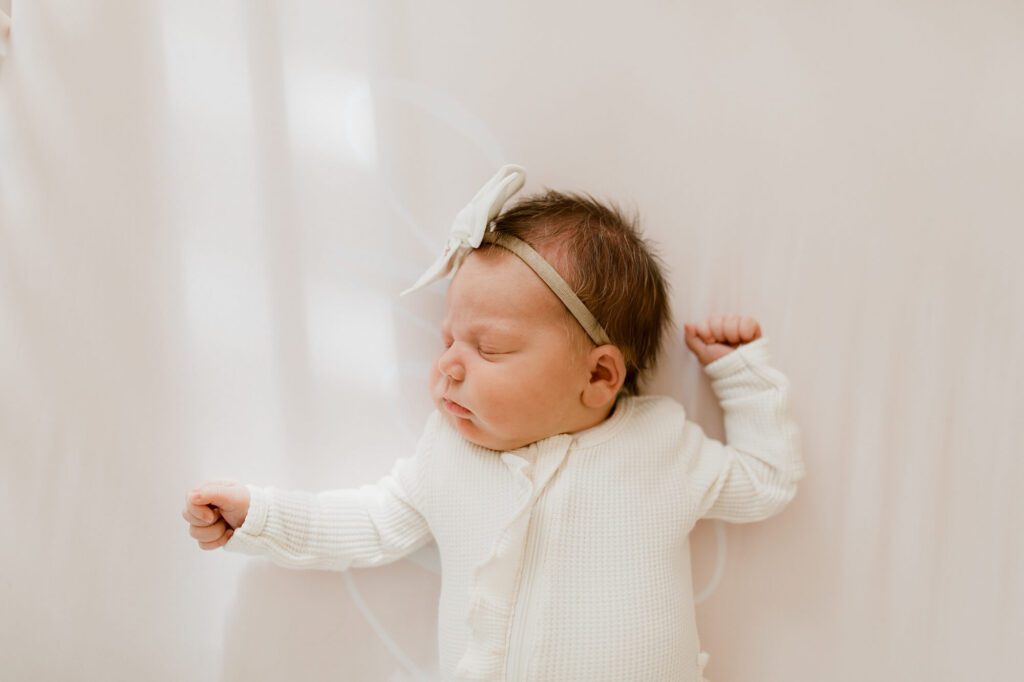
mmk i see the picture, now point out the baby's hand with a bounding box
[684,314,762,367]
[182,479,251,550]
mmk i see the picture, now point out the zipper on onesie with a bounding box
[504,485,548,681]
[503,437,574,680]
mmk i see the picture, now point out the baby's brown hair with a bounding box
[489,190,673,395]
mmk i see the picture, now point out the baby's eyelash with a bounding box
[439,335,509,356]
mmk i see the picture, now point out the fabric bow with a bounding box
[401,164,526,296]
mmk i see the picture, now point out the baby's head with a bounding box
[429,190,673,451]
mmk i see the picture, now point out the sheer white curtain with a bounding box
[1,1,1021,680]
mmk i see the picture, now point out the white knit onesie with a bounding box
[224,336,804,681]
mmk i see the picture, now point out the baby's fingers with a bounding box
[708,315,727,343]
[683,323,705,349]
[722,315,743,344]
[190,517,229,545]
[182,500,219,527]
[683,324,715,366]
[739,317,762,342]
[693,320,715,345]
[197,527,234,551]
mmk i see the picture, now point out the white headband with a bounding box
[400,164,611,346]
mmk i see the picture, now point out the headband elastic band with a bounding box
[480,231,610,346]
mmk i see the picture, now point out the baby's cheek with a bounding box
[519,363,564,401]
[491,366,541,414]
[471,368,507,408]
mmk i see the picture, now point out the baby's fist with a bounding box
[182,479,250,550]
[684,314,762,367]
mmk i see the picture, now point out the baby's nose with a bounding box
[437,348,466,382]
[442,360,465,382]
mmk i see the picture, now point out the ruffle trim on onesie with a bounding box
[454,440,572,680]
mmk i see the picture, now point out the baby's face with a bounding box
[429,247,592,452]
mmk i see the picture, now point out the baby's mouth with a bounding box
[442,397,472,417]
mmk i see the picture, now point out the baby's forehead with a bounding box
[440,311,520,335]
[441,301,558,335]
[445,250,565,319]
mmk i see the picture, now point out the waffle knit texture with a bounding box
[224,336,804,681]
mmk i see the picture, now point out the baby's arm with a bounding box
[187,419,437,572]
[682,317,805,522]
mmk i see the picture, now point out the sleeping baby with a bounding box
[182,164,805,681]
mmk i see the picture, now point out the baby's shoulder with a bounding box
[598,394,692,451]
[624,393,686,417]
[617,394,690,433]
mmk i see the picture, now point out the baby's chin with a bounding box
[443,411,514,451]
[445,410,481,439]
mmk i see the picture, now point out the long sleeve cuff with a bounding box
[703,336,770,377]
[702,337,787,402]
[222,484,271,557]
[237,484,269,535]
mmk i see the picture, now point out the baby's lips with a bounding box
[443,397,473,416]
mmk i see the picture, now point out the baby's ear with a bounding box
[582,345,626,409]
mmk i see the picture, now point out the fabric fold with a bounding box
[455,440,572,680]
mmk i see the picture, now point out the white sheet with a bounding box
[1,1,1021,680]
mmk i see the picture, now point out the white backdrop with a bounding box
[1,1,1022,680]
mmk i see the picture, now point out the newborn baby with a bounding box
[182,165,804,681]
